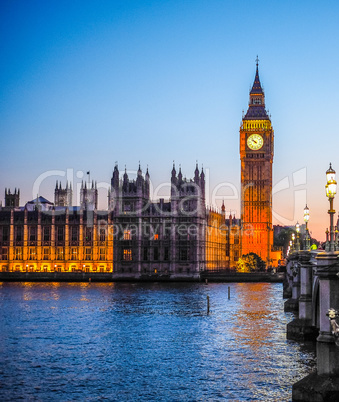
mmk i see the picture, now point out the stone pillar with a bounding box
[23,208,28,262]
[137,216,141,276]
[316,251,339,375]
[299,251,314,321]
[292,251,339,401]
[51,209,55,262]
[93,211,98,262]
[170,217,177,275]
[284,252,300,312]
[108,212,113,272]
[65,208,69,263]
[287,250,318,341]
[9,209,14,268]
[283,257,293,298]
[292,259,301,300]
[37,208,41,265]
[79,209,83,261]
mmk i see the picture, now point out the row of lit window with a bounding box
[1,247,107,261]
[0,227,107,242]
[124,230,159,241]
[1,265,112,273]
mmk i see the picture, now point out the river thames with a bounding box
[0,282,315,401]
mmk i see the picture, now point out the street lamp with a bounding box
[325,163,337,252]
[295,222,300,251]
[291,233,295,252]
[304,205,310,249]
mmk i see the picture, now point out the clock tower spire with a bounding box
[240,59,274,267]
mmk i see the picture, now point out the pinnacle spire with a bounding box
[250,56,264,95]
[244,57,268,120]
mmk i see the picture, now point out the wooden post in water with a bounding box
[207,295,210,314]
[205,278,208,285]
[228,286,230,300]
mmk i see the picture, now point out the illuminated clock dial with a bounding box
[247,134,263,150]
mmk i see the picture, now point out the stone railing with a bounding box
[284,249,339,401]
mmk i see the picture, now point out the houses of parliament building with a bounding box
[0,63,281,279]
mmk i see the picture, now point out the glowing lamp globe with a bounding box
[326,163,337,199]
[304,205,309,222]
[296,222,300,233]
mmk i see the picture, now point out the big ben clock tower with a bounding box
[240,58,274,266]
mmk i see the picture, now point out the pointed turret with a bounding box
[178,166,183,184]
[123,167,128,183]
[112,164,119,191]
[250,58,264,96]
[123,167,129,192]
[171,161,176,178]
[171,162,177,186]
[200,166,205,180]
[145,166,150,198]
[136,163,143,189]
[194,162,200,184]
[221,200,225,213]
[244,57,268,120]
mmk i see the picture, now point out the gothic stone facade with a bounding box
[110,164,207,280]
[0,165,240,278]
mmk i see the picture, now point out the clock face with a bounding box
[247,134,263,150]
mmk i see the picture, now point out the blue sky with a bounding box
[1,0,339,239]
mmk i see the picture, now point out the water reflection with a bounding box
[0,282,315,401]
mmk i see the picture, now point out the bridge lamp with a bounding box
[326,163,337,252]
[291,234,295,252]
[304,205,310,249]
[295,222,300,251]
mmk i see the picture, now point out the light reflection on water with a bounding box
[0,282,315,401]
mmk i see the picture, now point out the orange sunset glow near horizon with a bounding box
[1,1,339,243]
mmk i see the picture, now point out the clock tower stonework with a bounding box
[240,61,274,265]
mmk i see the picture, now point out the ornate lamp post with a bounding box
[304,205,310,249]
[295,222,300,251]
[325,163,337,252]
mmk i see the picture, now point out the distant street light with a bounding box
[325,163,337,252]
[295,222,300,251]
[304,205,310,250]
